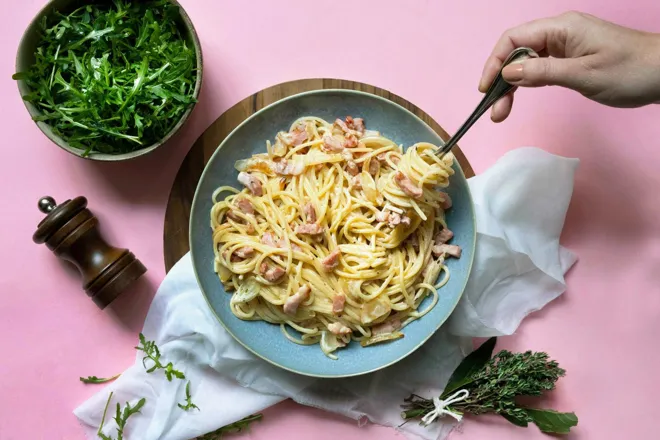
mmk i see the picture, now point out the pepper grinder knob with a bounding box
[33,195,147,309]
[38,196,57,213]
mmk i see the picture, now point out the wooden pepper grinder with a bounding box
[33,196,147,309]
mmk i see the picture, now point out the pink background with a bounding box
[2,0,660,439]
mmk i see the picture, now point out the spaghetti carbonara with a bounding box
[210,116,462,358]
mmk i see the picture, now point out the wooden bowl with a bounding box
[14,0,203,161]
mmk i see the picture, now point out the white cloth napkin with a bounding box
[74,147,578,440]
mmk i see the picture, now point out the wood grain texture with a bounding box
[164,78,475,272]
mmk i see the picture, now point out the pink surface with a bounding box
[1,0,660,439]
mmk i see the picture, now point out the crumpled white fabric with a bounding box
[74,147,578,440]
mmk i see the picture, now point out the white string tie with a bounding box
[420,389,470,426]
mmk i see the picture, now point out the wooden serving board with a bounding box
[163,78,475,272]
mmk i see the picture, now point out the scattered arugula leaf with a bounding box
[401,337,578,435]
[14,0,197,156]
[178,380,200,411]
[97,391,146,440]
[197,414,263,439]
[135,333,185,381]
[80,374,121,384]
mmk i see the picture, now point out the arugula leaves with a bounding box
[98,392,146,440]
[80,374,120,384]
[178,380,200,411]
[14,0,197,156]
[135,332,186,381]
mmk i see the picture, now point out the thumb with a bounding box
[501,57,585,89]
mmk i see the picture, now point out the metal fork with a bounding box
[436,47,539,158]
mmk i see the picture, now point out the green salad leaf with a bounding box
[14,0,197,156]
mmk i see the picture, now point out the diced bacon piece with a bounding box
[261,232,278,247]
[346,161,359,176]
[367,157,380,176]
[283,284,311,314]
[346,116,365,135]
[434,229,454,245]
[289,126,308,146]
[332,293,346,314]
[440,192,452,210]
[400,215,412,227]
[259,262,286,282]
[236,198,255,215]
[226,210,242,222]
[376,152,388,161]
[321,134,344,153]
[394,171,422,199]
[327,322,352,335]
[238,172,263,196]
[234,246,254,258]
[334,118,350,133]
[320,249,341,272]
[343,133,358,148]
[245,223,255,234]
[303,202,317,223]
[351,175,362,190]
[375,210,390,223]
[388,212,401,227]
[432,244,462,258]
[295,223,324,236]
[372,318,401,335]
[273,159,304,176]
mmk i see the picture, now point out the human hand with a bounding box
[480,11,660,122]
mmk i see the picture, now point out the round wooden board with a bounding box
[164,78,475,272]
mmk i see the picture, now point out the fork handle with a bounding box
[437,47,538,158]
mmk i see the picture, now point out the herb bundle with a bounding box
[401,337,578,434]
[13,0,197,156]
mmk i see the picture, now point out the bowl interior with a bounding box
[15,0,202,161]
[189,90,476,378]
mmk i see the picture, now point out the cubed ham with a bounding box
[346,116,365,135]
[225,210,242,222]
[432,244,462,258]
[375,210,390,223]
[327,322,352,335]
[276,238,303,253]
[394,171,422,199]
[237,172,263,196]
[322,134,344,153]
[245,223,255,234]
[236,198,255,215]
[346,161,359,176]
[332,293,346,314]
[279,126,308,147]
[388,212,401,227]
[303,202,317,223]
[320,249,341,272]
[400,215,412,227]
[342,133,358,148]
[283,284,310,314]
[234,246,254,258]
[367,157,380,176]
[334,118,350,133]
[434,229,454,245]
[273,159,304,176]
[440,192,452,210]
[295,223,324,236]
[372,318,401,335]
[261,231,278,247]
[259,262,286,282]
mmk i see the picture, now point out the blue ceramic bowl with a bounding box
[190,90,476,377]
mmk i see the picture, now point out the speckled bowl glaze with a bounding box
[190,90,476,378]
